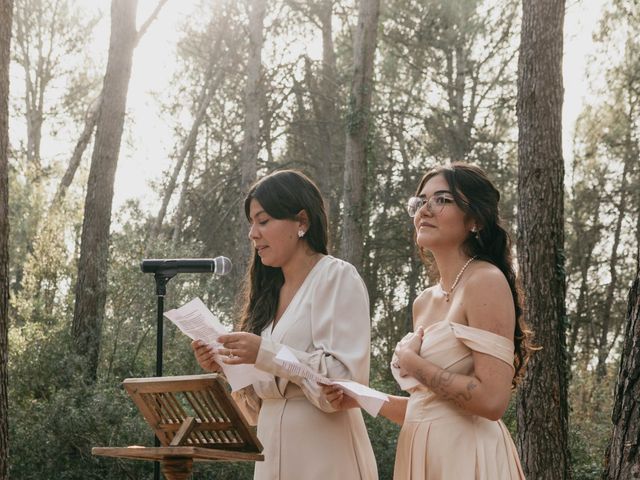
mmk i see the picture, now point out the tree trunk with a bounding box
[239,0,266,210]
[51,95,100,206]
[284,0,342,250]
[340,0,380,270]
[603,261,640,479]
[51,0,166,211]
[568,198,601,361]
[0,2,12,477]
[444,43,471,162]
[303,55,335,230]
[316,0,341,251]
[595,153,633,377]
[13,0,60,173]
[71,0,137,382]
[515,0,570,478]
[234,0,266,288]
[171,145,195,248]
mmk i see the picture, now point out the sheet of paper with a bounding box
[391,363,421,391]
[274,345,332,385]
[164,297,272,391]
[331,380,389,417]
[275,346,388,417]
[390,331,422,391]
[164,297,226,344]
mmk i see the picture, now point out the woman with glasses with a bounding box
[326,163,532,479]
[191,170,377,480]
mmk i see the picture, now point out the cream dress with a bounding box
[232,255,378,480]
[392,320,525,480]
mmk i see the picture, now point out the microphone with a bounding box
[140,257,232,275]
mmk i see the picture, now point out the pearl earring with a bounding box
[298,230,305,238]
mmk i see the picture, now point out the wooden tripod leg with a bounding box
[161,457,193,480]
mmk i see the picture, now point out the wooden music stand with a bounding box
[92,374,263,480]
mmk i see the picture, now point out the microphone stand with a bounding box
[141,259,231,480]
[152,271,175,480]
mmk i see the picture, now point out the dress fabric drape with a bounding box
[393,320,526,480]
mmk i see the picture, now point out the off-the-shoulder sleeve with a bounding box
[450,322,515,371]
[254,259,371,412]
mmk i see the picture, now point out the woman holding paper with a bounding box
[327,163,532,479]
[191,170,377,480]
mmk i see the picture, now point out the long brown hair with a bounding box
[237,170,328,335]
[416,162,535,387]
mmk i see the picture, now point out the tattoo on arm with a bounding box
[414,368,478,409]
[456,380,477,403]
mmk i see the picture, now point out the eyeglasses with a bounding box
[407,194,456,217]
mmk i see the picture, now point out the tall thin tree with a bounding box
[150,30,226,242]
[289,0,343,249]
[12,0,90,174]
[515,0,570,478]
[71,0,138,381]
[604,256,640,479]
[0,2,12,476]
[51,96,100,206]
[235,0,266,288]
[340,0,380,270]
[315,0,341,250]
[51,0,168,209]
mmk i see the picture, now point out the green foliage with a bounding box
[502,395,517,438]
[365,415,401,480]
[7,165,46,299]
[568,360,618,479]
[189,461,254,479]
[11,201,80,327]
[4,0,639,478]
[10,381,151,480]
[8,315,150,479]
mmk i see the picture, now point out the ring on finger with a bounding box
[228,349,235,359]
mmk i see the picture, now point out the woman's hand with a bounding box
[191,340,222,372]
[321,385,360,411]
[394,326,424,376]
[217,332,262,364]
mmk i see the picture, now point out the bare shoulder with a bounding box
[412,286,435,320]
[461,261,515,339]
[465,261,511,294]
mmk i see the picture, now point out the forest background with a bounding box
[0,0,639,479]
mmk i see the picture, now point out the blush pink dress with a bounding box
[392,320,525,479]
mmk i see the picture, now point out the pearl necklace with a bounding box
[438,256,477,302]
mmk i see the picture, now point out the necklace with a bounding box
[438,256,477,302]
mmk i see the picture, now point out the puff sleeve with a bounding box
[254,259,372,412]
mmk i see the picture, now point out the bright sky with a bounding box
[562,0,610,175]
[57,1,610,213]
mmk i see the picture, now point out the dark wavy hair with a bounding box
[416,162,535,387]
[238,170,328,335]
